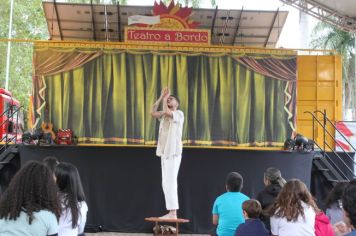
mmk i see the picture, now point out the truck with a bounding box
[0,89,23,143]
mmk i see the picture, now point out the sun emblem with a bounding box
[145,1,199,29]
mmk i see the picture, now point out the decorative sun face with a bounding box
[154,14,187,29]
[141,0,199,29]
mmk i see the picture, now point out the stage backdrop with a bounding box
[32,45,296,147]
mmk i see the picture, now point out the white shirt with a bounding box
[270,201,316,236]
[156,110,184,158]
[58,201,88,236]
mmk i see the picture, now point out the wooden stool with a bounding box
[145,217,189,236]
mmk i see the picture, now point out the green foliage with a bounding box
[310,21,356,118]
[0,0,48,129]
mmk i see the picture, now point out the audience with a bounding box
[325,182,348,225]
[257,167,286,231]
[341,180,356,236]
[55,162,88,236]
[0,161,61,236]
[315,209,334,236]
[212,172,250,236]
[43,156,60,174]
[1,156,350,236]
[234,199,269,236]
[268,179,317,236]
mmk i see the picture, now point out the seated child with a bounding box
[235,199,269,236]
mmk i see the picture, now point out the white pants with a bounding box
[161,155,182,210]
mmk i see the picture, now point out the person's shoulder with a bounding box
[235,222,247,234]
[251,218,268,227]
[79,201,89,212]
[177,110,184,115]
[173,110,183,116]
[215,192,228,202]
[35,209,56,218]
[237,192,250,200]
[301,201,316,212]
[34,210,57,225]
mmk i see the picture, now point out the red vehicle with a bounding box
[0,89,23,143]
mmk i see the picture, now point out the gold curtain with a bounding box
[34,47,296,147]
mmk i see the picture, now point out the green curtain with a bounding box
[42,52,294,146]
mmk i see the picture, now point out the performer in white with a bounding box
[151,87,184,219]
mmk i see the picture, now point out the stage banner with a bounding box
[124,1,210,46]
[125,27,210,46]
[335,121,356,152]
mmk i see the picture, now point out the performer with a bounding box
[151,87,184,219]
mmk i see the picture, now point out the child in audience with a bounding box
[268,179,317,236]
[325,182,348,225]
[235,199,269,236]
[55,162,88,236]
[341,180,356,236]
[43,156,60,173]
[212,172,250,236]
[0,161,61,236]
[257,167,286,231]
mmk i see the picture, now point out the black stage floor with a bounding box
[18,145,313,233]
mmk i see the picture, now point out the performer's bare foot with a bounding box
[159,210,177,219]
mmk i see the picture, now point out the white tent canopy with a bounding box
[42,1,288,47]
[280,0,356,33]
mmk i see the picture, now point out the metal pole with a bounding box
[323,109,326,154]
[5,0,15,90]
[15,108,18,144]
[354,36,356,120]
[312,116,315,142]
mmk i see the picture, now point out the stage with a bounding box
[19,145,313,233]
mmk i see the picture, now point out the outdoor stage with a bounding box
[19,145,313,233]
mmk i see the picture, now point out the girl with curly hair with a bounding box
[0,161,61,236]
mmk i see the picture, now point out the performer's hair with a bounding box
[170,95,180,107]
[225,172,243,192]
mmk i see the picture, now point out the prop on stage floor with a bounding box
[145,217,189,236]
[22,128,76,145]
[284,134,314,152]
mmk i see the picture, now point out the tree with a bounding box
[0,0,48,128]
[310,21,356,120]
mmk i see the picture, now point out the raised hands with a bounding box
[152,87,171,118]
[160,87,170,100]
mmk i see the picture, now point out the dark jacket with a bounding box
[257,184,282,209]
[235,218,269,236]
[256,184,282,232]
